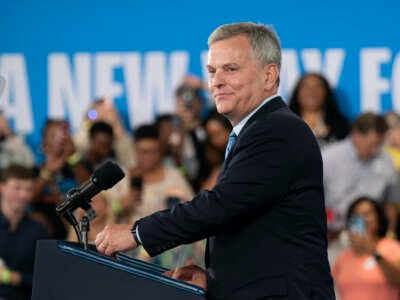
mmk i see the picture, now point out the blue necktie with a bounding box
[225,131,237,159]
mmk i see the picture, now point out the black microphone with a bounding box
[56,160,125,221]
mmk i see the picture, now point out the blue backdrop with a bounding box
[1,0,399,159]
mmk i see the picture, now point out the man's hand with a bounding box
[164,264,207,290]
[43,150,67,175]
[95,224,137,257]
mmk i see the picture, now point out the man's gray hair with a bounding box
[208,22,281,70]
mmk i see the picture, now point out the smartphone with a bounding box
[87,109,98,120]
[348,215,365,235]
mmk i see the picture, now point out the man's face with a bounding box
[43,121,71,156]
[0,178,34,213]
[135,138,162,172]
[175,95,203,122]
[352,130,384,160]
[89,132,113,160]
[207,35,276,125]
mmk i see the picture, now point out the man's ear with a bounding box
[264,63,280,91]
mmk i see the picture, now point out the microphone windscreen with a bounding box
[91,160,125,189]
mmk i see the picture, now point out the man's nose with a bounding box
[211,69,226,88]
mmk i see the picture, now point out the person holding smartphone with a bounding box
[333,196,400,300]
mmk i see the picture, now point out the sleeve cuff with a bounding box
[135,225,143,244]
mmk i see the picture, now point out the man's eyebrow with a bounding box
[207,63,238,69]
[223,63,238,67]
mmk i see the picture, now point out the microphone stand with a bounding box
[56,159,125,249]
[56,188,96,249]
[63,209,82,245]
[80,216,90,250]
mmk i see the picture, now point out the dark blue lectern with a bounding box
[31,240,205,300]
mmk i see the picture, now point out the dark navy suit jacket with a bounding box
[137,97,335,299]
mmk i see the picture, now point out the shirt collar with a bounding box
[0,207,29,229]
[232,94,277,136]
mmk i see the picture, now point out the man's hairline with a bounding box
[208,33,270,70]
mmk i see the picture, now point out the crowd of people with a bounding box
[1,71,400,299]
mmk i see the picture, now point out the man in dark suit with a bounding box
[95,22,335,299]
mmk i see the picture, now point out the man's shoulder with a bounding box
[378,149,397,166]
[248,97,293,121]
[250,104,304,133]
[322,139,350,158]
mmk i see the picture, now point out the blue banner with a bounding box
[1,0,399,158]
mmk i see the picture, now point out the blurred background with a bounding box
[1,1,400,299]
[1,0,398,156]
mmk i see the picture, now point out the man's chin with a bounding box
[215,105,231,116]
[217,110,231,119]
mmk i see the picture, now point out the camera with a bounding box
[176,85,200,109]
